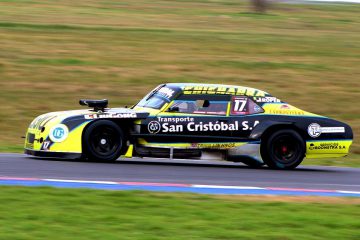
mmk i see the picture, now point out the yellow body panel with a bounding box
[25,112,91,154]
[306,140,352,158]
[263,104,319,116]
[50,122,89,153]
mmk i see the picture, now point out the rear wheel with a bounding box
[82,120,125,162]
[261,129,305,169]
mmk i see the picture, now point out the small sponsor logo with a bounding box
[269,110,305,115]
[148,121,161,134]
[280,104,291,109]
[308,123,345,138]
[158,87,175,98]
[49,124,69,143]
[321,127,345,134]
[191,143,236,149]
[84,112,137,119]
[308,123,322,138]
[253,97,281,103]
[253,105,262,113]
[309,142,347,151]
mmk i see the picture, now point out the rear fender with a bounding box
[249,121,296,140]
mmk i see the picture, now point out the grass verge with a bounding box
[302,153,360,168]
[0,186,359,240]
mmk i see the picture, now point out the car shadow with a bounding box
[27,156,338,172]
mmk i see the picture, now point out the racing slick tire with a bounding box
[82,120,126,162]
[261,129,305,170]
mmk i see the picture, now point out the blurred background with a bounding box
[0,0,359,162]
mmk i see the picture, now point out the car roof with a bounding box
[164,83,271,97]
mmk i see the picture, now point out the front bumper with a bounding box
[24,149,81,159]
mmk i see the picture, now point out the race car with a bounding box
[24,83,353,169]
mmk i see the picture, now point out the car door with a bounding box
[141,94,233,145]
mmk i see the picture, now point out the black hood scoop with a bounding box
[79,99,108,112]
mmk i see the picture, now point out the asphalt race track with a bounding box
[1,153,360,195]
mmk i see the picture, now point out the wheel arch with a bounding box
[250,121,306,142]
[81,118,134,144]
[81,119,132,161]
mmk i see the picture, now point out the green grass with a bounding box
[303,153,360,168]
[0,186,360,240]
[0,145,23,153]
[0,0,359,164]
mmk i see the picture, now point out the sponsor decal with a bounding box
[321,127,346,134]
[29,114,54,129]
[85,112,137,119]
[157,116,194,123]
[280,104,291,109]
[183,86,266,97]
[158,87,175,98]
[49,124,69,143]
[148,121,161,134]
[268,109,305,115]
[253,97,281,103]
[309,142,347,151]
[186,121,239,132]
[191,143,236,149]
[308,123,321,138]
[253,105,262,113]
[147,120,260,134]
[308,123,345,138]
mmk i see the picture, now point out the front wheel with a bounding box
[82,120,125,162]
[261,129,305,170]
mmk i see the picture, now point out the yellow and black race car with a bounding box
[24,83,353,169]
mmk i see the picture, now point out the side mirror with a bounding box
[168,106,180,112]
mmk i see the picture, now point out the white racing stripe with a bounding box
[40,180,360,194]
[192,184,264,190]
[337,190,360,195]
[44,179,118,185]
[1,177,360,196]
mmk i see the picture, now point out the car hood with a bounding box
[29,107,149,129]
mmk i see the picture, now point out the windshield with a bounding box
[136,85,180,109]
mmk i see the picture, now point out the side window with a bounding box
[193,100,227,115]
[168,95,229,115]
[231,96,263,115]
[172,101,197,113]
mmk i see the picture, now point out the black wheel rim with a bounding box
[272,134,300,164]
[90,125,121,156]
